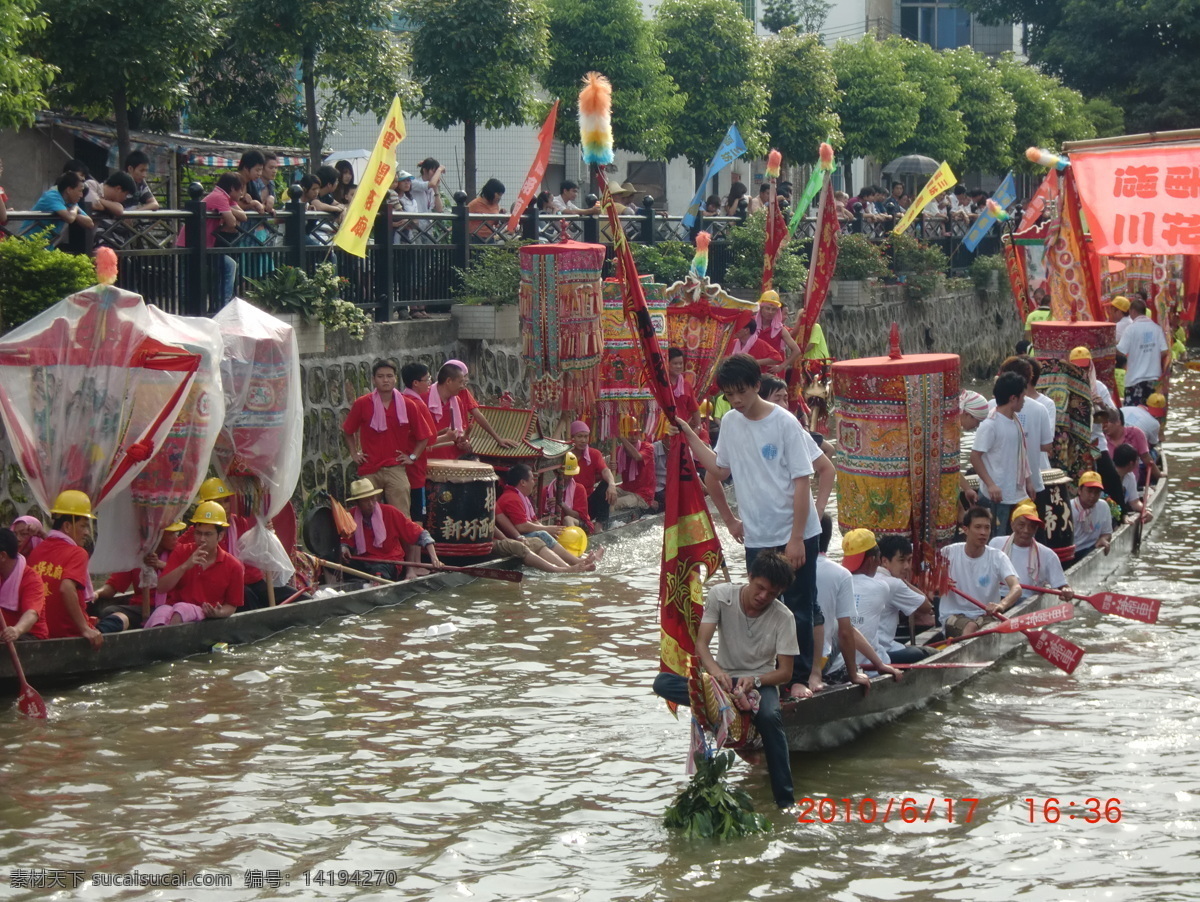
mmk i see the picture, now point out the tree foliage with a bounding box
[407,0,548,195]
[994,53,1062,173]
[886,37,966,168]
[762,28,840,167]
[541,0,682,158]
[34,0,224,162]
[0,0,56,129]
[942,46,1015,175]
[1083,97,1125,139]
[963,0,1200,133]
[760,0,831,35]
[240,0,410,170]
[656,0,768,177]
[830,37,920,167]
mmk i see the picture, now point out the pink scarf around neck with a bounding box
[730,335,753,356]
[671,373,687,398]
[353,504,386,554]
[0,553,27,612]
[617,443,642,482]
[46,529,96,602]
[427,385,463,431]
[755,309,783,339]
[370,388,408,429]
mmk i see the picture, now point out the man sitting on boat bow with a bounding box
[147,502,245,626]
[1070,471,1114,561]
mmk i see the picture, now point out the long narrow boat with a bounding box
[779,460,1170,751]
[0,509,659,690]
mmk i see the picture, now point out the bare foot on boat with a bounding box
[788,684,814,700]
[405,567,432,580]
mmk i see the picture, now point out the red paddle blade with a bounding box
[16,685,47,719]
[1086,592,1161,624]
[998,603,1075,632]
[1025,630,1086,674]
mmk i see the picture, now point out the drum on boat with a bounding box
[425,460,497,559]
[1038,468,1075,563]
[1030,320,1118,399]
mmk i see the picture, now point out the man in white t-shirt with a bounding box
[1108,294,1132,342]
[875,535,937,663]
[843,529,930,667]
[1121,392,1165,448]
[651,550,800,808]
[941,506,1021,638]
[971,371,1034,535]
[989,501,1070,600]
[988,356,1055,518]
[1023,355,1058,435]
[679,354,831,698]
[1070,470,1113,560]
[811,515,897,690]
[1117,295,1169,407]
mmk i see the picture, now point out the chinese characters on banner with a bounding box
[334,96,406,258]
[1071,145,1200,255]
[894,162,956,235]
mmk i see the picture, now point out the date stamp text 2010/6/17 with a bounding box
[795,797,980,824]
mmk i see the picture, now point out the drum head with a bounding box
[302,506,341,560]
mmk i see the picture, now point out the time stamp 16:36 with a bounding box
[1025,798,1122,823]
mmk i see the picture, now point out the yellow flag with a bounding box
[893,161,956,235]
[333,96,406,258]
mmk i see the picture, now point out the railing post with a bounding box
[582,193,599,245]
[451,191,470,270]
[285,183,305,269]
[184,181,207,316]
[373,201,395,321]
[639,195,656,245]
[522,204,540,242]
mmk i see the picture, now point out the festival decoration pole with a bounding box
[760,149,785,292]
[787,142,835,239]
[579,71,725,702]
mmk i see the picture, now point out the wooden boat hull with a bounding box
[780,464,1169,751]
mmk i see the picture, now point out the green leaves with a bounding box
[0,234,96,331]
[0,0,55,129]
[663,751,771,841]
[727,210,808,292]
[244,263,370,338]
[831,37,920,165]
[452,244,525,306]
[762,28,841,167]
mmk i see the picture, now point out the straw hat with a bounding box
[611,181,638,198]
[346,478,383,502]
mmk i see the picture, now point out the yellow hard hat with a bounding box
[841,528,877,571]
[164,521,188,532]
[619,413,643,438]
[558,525,588,558]
[198,476,234,502]
[562,451,581,476]
[1110,295,1131,312]
[191,500,230,528]
[49,489,96,519]
[1146,392,1166,415]
[1068,346,1092,364]
[1078,470,1104,488]
[758,289,782,308]
[699,399,713,418]
[1010,500,1043,525]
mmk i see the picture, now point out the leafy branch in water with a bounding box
[663,750,770,840]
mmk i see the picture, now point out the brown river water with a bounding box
[3,375,1200,901]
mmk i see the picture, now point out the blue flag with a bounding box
[963,172,1017,252]
[681,125,747,228]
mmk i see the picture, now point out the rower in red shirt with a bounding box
[94,520,188,633]
[147,501,245,627]
[399,361,441,522]
[28,490,101,648]
[0,526,50,642]
[495,463,600,570]
[754,290,802,375]
[540,451,595,533]
[668,348,701,430]
[426,360,516,460]
[341,477,442,581]
[727,317,784,370]
[342,358,434,517]
[612,418,658,513]
[569,419,618,525]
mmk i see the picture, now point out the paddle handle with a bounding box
[316,558,397,585]
[5,637,31,691]
[348,555,522,583]
[1020,583,1067,598]
[949,585,1010,622]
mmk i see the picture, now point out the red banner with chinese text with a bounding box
[1071,144,1200,256]
[507,100,559,233]
[596,169,725,703]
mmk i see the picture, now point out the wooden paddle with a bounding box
[5,638,47,719]
[949,587,1085,674]
[316,558,398,585]
[1020,584,1161,624]
[348,555,523,583]
[1132,462,1152,554]
[931,602,1076,647]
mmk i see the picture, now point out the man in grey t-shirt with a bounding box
[653,551,800,808]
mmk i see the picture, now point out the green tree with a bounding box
[760,0,831,35]
[34,0,224,163]
[762,28,840,167]
[407,0,548,196]
[1047,82,1096,149]
[942,47,1015,176]
[830,37,920,186]
[886,37,966,168]
[963,0,1199,133]
[1083,97,1125,139]
[0,0,56,129]
[241,0,410,171]
[994,53,1061,173]
[656,0,768,185]
[541,0,682,159]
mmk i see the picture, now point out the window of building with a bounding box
[900,2,972,50]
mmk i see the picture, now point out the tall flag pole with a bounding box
[893,161,955,236]
[507,100,560,232]
[787,142,836,239]
[578,72,724,703]
[760,149,786,292]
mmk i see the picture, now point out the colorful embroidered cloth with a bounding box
[662,277,756,401]
[1036,358,1096,480]
[1030,321,1117,399]
[597,275,668,441]
[688,666,761,753]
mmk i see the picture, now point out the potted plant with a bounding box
[630,241,693,286]
[830,233,888,306]
[451,245,523,341]
[243,262,370,353]
[724,210,808,302]
[883,232,950,300]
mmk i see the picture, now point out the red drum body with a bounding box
[426,460,497,559]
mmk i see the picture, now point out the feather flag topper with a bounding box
[766,149,782,179]
[818,142,835,170]
[579,72,614,166]
[689,232,711,279]
[1026,146,1068,170]
[985,198,1011,221]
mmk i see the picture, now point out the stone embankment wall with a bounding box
[0,283,1016,523]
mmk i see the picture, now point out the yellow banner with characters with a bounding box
[893,161,956,235]
[334,95,406,258]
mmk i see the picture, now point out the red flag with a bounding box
[760,183,787,292]
[1002,236,1032,321]
[794,178,837,354]
[1018,170,1057,232]
[506,100,560,232]
[596,169,725,698]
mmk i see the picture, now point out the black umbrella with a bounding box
[883,154,940,176]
